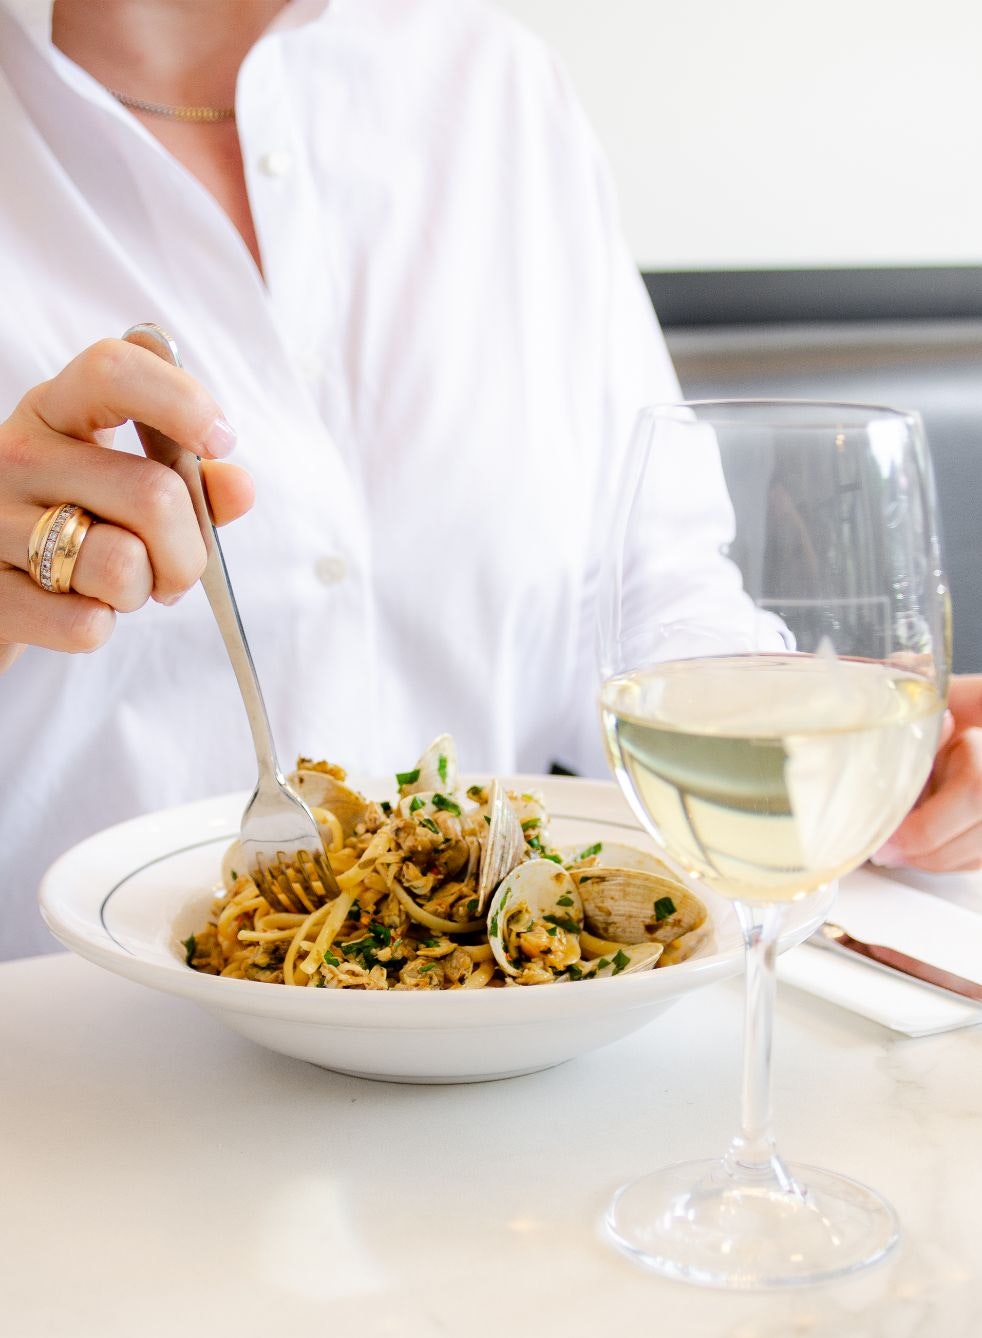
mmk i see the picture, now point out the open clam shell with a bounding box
[570,863,707,947]
[287,769,371,839]
[399,733,458,797]
[587,940,665,978]
[487,860,583,981]
[509,788,551,850]
[475,779,526,913]
[563,839,676,879]
[220,839,246,892]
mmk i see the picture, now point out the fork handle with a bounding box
[121,323,282,784]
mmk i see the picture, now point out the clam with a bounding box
[475,779,526,913]
[487,860,583,983]
[287,768,371,839]
[587,941,665,978]
[398,733,458,797]
[221,839,246,892]
[563,839,675,879]
[508,787,551,850]
[571,866,707,948]
[565,840,709,949]
[659,920,714,966]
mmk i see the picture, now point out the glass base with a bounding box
[606,1157,899,1289]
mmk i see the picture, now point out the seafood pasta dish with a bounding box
[185,736,712,990]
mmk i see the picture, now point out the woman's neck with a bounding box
[51,1,290,276]
[51,0,288,107]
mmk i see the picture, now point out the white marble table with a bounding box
[2,951,980,1338]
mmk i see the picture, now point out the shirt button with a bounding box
[258,150,293,177]
[315,555,347,586]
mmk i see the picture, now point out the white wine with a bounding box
[601,655,944,904]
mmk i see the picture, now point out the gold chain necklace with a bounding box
[108,88,236,123]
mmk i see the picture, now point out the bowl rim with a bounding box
[39,775,834,1027]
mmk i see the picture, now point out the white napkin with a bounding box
[778,866,982,1036]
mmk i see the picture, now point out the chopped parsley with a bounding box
[368,921,392,946]
[181,934,197,966]
[466,898,478,914]
[542,852,563,865]
[409,795,425,813]
[567,963,583,981]
[230,870,238,881]
[323,951,341,967]
[467,784,484,799]
[611,949,631,975]
[544,914,581,934]
[344,937,378,967]
[546,925,558,937]
[396,767,420,787]
[437,754,448,784]
[431,792,461,816]
[380,800,392,815]
[556,895,574,907]
[653,896,677,921]
[419,935,441,948]
[576,842,603,861]
[421,816,440,835]
[521,818,541,831]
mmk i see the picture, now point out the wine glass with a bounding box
[596,400,949,1288]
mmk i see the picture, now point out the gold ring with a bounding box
[27,503,95,594]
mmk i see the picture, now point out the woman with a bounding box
[0,0,975,960]
[0,0,698,958]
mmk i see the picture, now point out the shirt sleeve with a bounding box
[544,59,766,777]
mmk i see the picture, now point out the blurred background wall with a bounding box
[496,1,982,672]
[494,0,982,270]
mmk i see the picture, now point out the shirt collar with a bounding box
[1,0,51,45]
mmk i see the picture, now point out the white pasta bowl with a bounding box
[40,775,832,1084]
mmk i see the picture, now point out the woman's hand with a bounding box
[0,339,254,674]
[873,674,982,872]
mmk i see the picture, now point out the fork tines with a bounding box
[253,848,341,915]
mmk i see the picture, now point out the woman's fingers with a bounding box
[2,439,207,602]
[0,338,255,668]
[201,459,255,527]
[0,456,255,617]
[21,339,236,458]
[946,675,982,734]
[874,728,982,871]
[68,522,154,612]
[0,567,116,654]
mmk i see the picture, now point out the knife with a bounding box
[812,922,982,1004]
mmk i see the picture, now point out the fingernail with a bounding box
[870,842,903,869]
[203,416,236,458]
[160,592,184,607]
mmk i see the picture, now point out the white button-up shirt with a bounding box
[0,0,739,958]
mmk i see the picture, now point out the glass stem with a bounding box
[723,901,795,1187]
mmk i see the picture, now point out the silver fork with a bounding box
[122,323,341,915]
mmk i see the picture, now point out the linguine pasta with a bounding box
[184,742,710,990]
